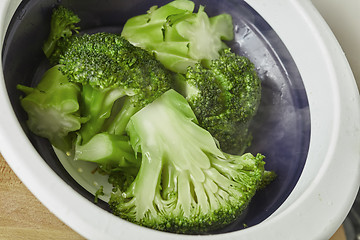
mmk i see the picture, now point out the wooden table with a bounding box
[0,153,346,240]
[0,153,84,240]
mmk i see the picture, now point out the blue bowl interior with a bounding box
[2,0,310,234]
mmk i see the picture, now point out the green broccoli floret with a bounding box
[42,6,80,60]
[17,65,85,152]
[58,32,174,141]
[121,0,233,73]
[94,186,105,204]
[108,89,270,234]
[175,48,262,154]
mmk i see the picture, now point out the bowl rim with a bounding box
[0,0,359,239]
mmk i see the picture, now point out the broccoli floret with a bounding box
[175,48,262,154]
[42,6,80,59]
[17,65,85,152]
[59,33,172,91]
[94,186,105,204]
[121,0,233,73]
[58,33,174,140]
[108,170,137,196]
[108,89,270,233]
[258,170,277,190]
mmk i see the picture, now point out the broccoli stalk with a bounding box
[121,0,234,73]
[166,5,233,60]
[17,65,84,152]
[78,84,134,144]
[121,0,195,45]
[109,89,270,233]
[175,48,262,154]
[42,6,80,59]
[106,97,141,136]
[74,133,140,175]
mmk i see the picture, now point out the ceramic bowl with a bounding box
[0,0,359,239]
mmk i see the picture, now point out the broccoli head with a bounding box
[43,6,80,59]
[58,33,174,140]
[175,48,262,154]
[59,33,172,93]
[108,89,270,233]
[17,65,84,152]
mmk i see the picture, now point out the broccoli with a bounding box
[17,65,85,152]
[94,186,105,204]
[74,133,140,175]
[42,6,80,60]
[174,48,262,154]
[76,84,130,144]
[58,32,174,142]
[17,4,276,234]
[121,0,234,73]
[109,89,271,233]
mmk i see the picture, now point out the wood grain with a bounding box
[0,153,84,240]
[0,153,347,240]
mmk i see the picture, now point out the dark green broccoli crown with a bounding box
[59,32,173,106]
[210,48,261,121]
[51,5,80,35]
[43,6,80,59]
[108,170,137,193]
[185,63,226,118]
[109,198,245,234]
[184,48,261,154]
[202,114,253,154]
[49,35,75,65]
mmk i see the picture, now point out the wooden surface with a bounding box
[0,153,347,240]
[0,153,84,240]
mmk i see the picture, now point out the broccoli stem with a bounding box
[75,133,140,173]
[17,85,36,95]
[107,97,140,136]
[43,37,57,59]
[78,84,128,144]
[121,0,233,73]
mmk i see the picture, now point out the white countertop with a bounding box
[312,0,360,90]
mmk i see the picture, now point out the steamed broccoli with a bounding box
[174,48,262,154]
[58,33,174,142]
[17,65,84,152]
[121,0,233,73]
[109,89,271,233]
[76,84,130,144]
[17,3,276,235]
[42,6,80,60]
[74,133,140,175]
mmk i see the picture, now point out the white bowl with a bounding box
[0,0,359,239]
